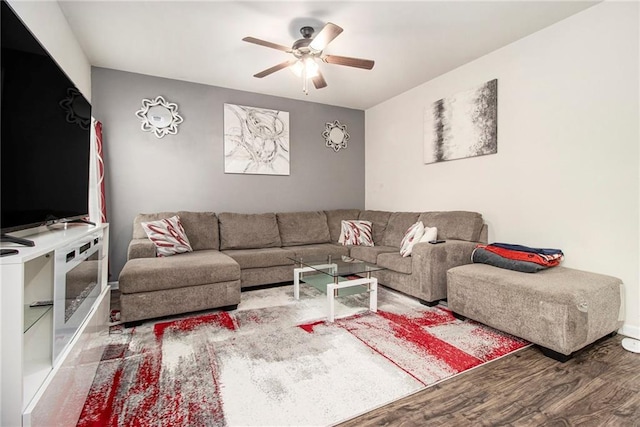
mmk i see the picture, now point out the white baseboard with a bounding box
[108,281,119,290]
[619,323,640,340]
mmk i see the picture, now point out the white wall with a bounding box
[7,0,91,99]
[365,2,640,337]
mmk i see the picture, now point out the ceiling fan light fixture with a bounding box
[290,58,319,79]
[304,58,319,78]
[289,60,303,77]
[243,22,374,94]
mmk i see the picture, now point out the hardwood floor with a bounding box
[338,335,640,426]
[110,289,638,425]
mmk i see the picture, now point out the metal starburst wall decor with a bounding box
[323,120,349,152]
[135,96,183,138]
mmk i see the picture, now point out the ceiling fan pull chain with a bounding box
[302,66,308,95]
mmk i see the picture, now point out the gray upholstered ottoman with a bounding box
[447,264,623,361]
[119,250,241,324]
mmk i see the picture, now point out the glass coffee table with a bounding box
[288,255,386,322]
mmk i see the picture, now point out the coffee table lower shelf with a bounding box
[293,266,378,322]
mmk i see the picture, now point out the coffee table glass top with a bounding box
[287,255,385,277]
[290,255,382,316]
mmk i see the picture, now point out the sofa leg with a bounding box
[539,331,618,363]
[219,304,238,312]
[419,299,439,307]
[452,311,466,321]
[539,346,572,363]
[124,320,144,329]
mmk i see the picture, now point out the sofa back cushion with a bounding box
[479,223,489,244]
[324,209,361,243]
[133,211,220,250]
[133,212,177,240]
[381,212,421,247]
[277,211,331,246]
[176,211,219,250]
[358,210,392,245]
[418,211,484,242]
[218,212,281,250]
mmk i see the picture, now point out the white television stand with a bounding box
[0,224,110,427]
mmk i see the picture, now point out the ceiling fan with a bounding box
[242,22,375,94]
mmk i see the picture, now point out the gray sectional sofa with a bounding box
[118,209,487,323]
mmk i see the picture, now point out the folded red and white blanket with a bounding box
[473,242,564,270]
[471,247,547,273]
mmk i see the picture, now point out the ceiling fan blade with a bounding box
[322,55,375,70]
[309,22,343,51]
[242,36,291,52]
[312,71,327,89]
[253,60,296,78]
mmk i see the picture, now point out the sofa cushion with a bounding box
[175,211,219,250]
[358,210,392,245]
[419,211,484,242]
[377,252,412,274]
[324,209,361,242]
[286,243,349,259]
[118,250,240,294]
[218,212,281,250]
[141,215,193,257]
[241,266,294,289]
[382,212,421,247]
[277,211,331,246]
[120,281,240,323]
[132,211,219,250]
[349,245,398,264]
[222,247,295,269]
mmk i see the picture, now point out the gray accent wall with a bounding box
[91,67,364,279]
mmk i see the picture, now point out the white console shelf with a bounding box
[1,223,110,427]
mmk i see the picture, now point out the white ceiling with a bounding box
[58,1,598,110]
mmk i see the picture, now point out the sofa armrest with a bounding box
[411,240,478,301]
[127,238,156,260]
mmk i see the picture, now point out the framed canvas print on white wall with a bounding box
[424,79,497,164]
[224,103,290,175]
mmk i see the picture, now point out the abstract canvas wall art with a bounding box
[424,79,497,164]
[224,103,290,175]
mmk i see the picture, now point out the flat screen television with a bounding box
[1,0,92,245]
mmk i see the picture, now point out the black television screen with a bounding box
[1,0,92,235]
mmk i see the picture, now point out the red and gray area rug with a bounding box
[78,285,528,426]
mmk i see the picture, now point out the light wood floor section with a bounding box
[338,335,640,426]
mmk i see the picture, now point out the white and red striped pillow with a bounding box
[419,226,438,243]
[339,220,374,246]
[141,215,193,257]
[400,221,425,257]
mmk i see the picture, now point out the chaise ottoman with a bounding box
[119,250,241,324]
[447,264,624,361]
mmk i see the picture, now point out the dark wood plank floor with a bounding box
[338,335,640,426]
